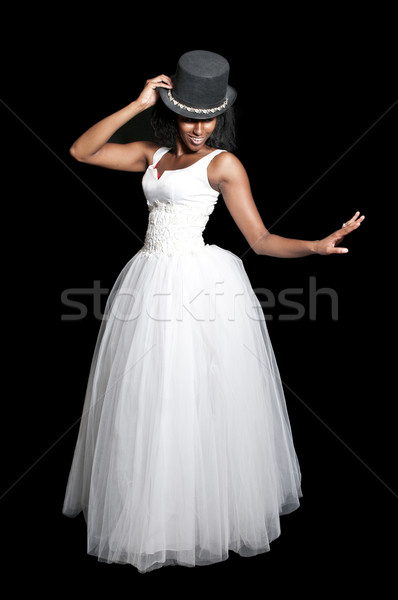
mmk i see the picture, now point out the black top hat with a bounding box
[158,50,237,119]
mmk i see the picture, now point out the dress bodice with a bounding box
[140,147,226,259]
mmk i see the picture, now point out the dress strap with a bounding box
[198,149,226,169]
[151,146,172,166]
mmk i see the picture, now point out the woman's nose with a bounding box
[192,120,204,135]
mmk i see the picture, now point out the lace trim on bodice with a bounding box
[139,201,214,260]
[139,148,225,259]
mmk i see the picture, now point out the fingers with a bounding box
[146,75,173,90]
[137,75,173,109]
[341,211,365,232]
[330,210,365,254]
[331,246,349,254]
[318,211,365,256]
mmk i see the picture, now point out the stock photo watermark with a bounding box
[60,276,338,323]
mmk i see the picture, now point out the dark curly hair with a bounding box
[150,100,237,152]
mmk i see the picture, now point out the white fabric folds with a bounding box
[62,148,302,573]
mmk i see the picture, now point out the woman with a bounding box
[63,50,364,573]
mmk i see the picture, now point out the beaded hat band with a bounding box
[167,89,229,115]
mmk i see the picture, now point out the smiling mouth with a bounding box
[189,136,205,145]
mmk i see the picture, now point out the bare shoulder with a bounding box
[211,150,244,169]
[208,151,249,190]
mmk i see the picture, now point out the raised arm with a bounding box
[209,152,364,257]
[69,75,173,172]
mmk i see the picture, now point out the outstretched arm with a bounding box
[210,152,365,257]
[254,211,364,257]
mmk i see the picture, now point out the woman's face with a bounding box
[176,115,217,151]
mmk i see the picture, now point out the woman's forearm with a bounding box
[70,100,145,160]
[254,232,319,258]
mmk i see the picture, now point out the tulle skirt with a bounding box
[62,243,302,573]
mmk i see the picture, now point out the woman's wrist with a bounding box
[127,98,149,116]
[311,240,320,255]
[132,96,153,112]
[112,100,145,126]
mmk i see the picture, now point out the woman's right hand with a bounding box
[137,75,173,109]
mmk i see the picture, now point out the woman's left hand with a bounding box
[316,211,365,255]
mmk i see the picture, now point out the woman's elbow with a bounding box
[69,143,87,162]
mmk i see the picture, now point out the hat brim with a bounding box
[158,78,237,119]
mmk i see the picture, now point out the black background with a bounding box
[1,7,397,594]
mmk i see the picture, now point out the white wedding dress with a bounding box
[62,146,302,573]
